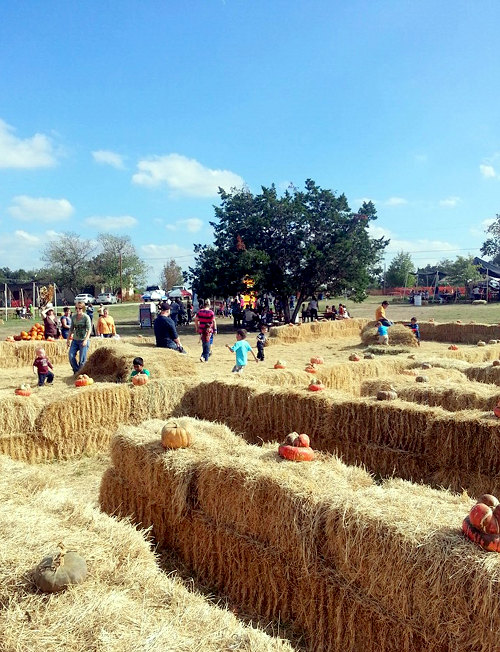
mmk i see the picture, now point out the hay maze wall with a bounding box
[100,417,500,652]
[6,321,500,650]
[0,456,292,652]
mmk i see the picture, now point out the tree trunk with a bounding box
[291,290,306,323]
[282,296,291,323]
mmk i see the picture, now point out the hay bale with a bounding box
[102,418,500,651]
[419,321,500,345]
[0,456,293,652]
[361,323,418,347]
[79,342,196,382]
[465,363,500,385]
[268,318,369,344]
[0,338,112,369]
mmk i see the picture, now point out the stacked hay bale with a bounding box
[0,455,293,652]
[0,338,112,368]
[179,379,500,496]
[268,318,369,344]
[420,321,500,344]
[101,418,500,652]
[361,322,418,347]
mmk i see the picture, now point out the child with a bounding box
[33,347,54,386]
[376,320,389,345]
[409,316,421,346]
[130,356,150,380]
[225,329,258,373]
[199,321,214,363]
[256,324,268,361]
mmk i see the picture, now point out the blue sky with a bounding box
[1,0,499,284]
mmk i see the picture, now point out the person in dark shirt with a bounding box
[33,347,54,386]
[154,302,186,352]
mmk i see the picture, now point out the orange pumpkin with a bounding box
[161,421,192,449]
[15,384,31,397]
[310,356,324,365]
[463,494,500,552]
[308,378,324,391]
[278,444,315,462]
[304,364,316,373]
[349,354,360,362]
[494,404,500,418]
[448,345,458,351]
[75,374,94,387]
[274,360,286,369]
[132,373,149,386]
[493,360,500,367]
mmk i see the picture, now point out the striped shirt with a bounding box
[196,308,215,334]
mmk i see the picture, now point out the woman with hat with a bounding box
[42,305,60,339]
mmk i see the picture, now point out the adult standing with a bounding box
[67,302,92,373]
[60,306,72,339]
[97,308,116,337]
[154,301,185,352]
[308,296,318,321]
[42,306,60,339]
[375,300,393,327]
[194,299,216,362]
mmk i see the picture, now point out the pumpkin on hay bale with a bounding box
[360,322,419,348]
[78,343,196,383]
[278,431,315,461]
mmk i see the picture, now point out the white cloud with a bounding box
[480,164,496,179]
[8,196,74,222]
[165,218,203,233]
[15,230,40,244]
[85,215,138,230]
[369,225,459,265]
[385,197,408,206]
[439,196,461,207]
[132,153,244,197]
[92,149,125,169]
[0,119,58,168]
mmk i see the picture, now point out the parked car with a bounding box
[74,293,96,305]
[96,292,118,305]
[141,285,167,301]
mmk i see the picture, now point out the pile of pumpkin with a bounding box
[5,323,58,342]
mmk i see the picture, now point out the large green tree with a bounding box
[189,180,388,321]
[91,234,147,292]
[439,255,481,287]
[160,258,184,291]
[481,214,500,265]
[385,251,416,288]
[41,232,95,293]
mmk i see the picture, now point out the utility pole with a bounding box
[119,253,123,303]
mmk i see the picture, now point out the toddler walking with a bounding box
[376,320,389,345]
[226,329,258,373]
[33,347,54,386]
[256,324,268,361]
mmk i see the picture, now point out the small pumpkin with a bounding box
[448,345,458,351]
[34,544,87,593]
[478,341,486,347]
[463,494,500,552]
[161,421,192,449]
[278,444,315,462]
[274,360,286,369]
[308,378,324,391]
[456,320,461,324]
[132,373,149,386]
[421,362,432,369]
[415,375,429,383]
[74,374,94,387]
[349,354,360,362]
[493,360,500,367]
[493,403,500,418]
[377,390,398,401]
[5,335,14,342]
[310,356,324,365]
[15,384,31,397]
[304,364,316,373]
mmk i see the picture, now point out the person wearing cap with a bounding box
[154,301,185,352]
